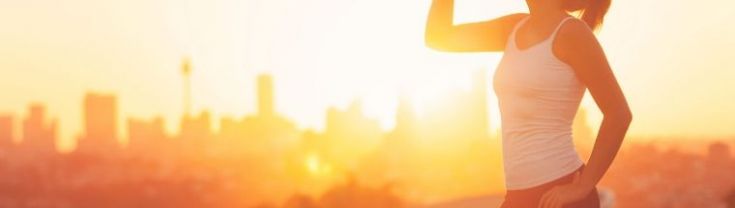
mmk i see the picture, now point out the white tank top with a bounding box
[493,16,585,190]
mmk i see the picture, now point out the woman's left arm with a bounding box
[539,20,632,208]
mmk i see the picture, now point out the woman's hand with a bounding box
[538,172,595,208]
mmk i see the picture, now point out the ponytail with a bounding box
[565,0,611,31]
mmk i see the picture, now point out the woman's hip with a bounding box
[500,165,600,208]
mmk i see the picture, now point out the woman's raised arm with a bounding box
[425,0,527,52]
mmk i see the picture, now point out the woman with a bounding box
[425,0,632,207]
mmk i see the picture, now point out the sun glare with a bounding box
[305,153,332,176]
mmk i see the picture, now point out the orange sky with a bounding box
[0,0,734,151]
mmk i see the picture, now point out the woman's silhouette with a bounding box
[425,0,632,207]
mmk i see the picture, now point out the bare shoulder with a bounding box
[554,18,602,61]
[499,13,530,24]
[556,18,599,47]
[489,13,529,39]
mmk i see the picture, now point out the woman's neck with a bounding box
[526,0,567,19]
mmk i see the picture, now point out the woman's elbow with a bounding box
[614,109,633,126]
[602,107,632,126]
[424,30,450,51]
[424,35,442,50]
[621,106,633,122]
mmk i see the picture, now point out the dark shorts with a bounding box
[500,165,600,208]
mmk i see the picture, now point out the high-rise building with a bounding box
[239,74,297,154]
[21,104,56,153]
[178,111,213,154]
[219,117,245,141]
[0,115,13,147]
[78,93,119,151]
[181,57,192,116]
[380,93,416,150]
[257,74,274,117]
[179,111,212,141]
[708,141,731,161]
[324,101,382,167]
[128,117,166,151]
[394,94,416,135]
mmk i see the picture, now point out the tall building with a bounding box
[219,117,246,141]
[394,93,416,136]
[257,74,274,117]
[21,104,56,153]
[0,115,13,147]
[324,101,382,169]
[176,58,213,143]
[708,141,731,161]
[179,111,212,141]
[178,111,213,155]
[78,93,119,152]
[181,57,192,116]
[239,74,297,154]
[128,117,166,151]
[325,101,381,136]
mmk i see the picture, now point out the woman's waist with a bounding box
[501,134,579,166]
[502,152,584,190]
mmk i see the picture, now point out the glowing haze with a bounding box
[0,0,734,152]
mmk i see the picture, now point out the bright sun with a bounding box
[305,153,333,176]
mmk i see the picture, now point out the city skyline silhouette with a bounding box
[1,0,734,207]
[0,69,732,207]
[2,0,734,147]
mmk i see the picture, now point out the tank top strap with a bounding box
[511,16,532,36]
[548,16,575,42]
[507,16,531,49]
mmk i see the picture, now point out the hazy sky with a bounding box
[1,0,734,151]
